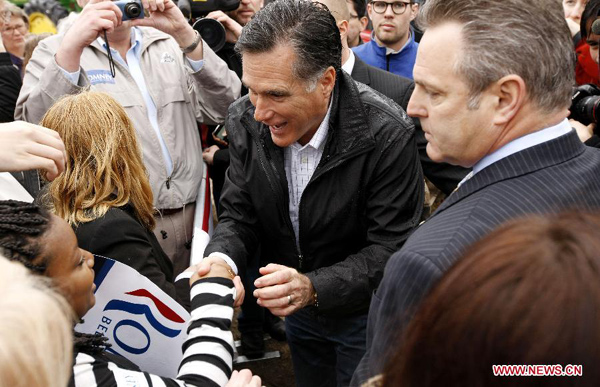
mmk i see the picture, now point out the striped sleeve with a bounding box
[70,277,235,387]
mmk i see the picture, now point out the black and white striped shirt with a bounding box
[70,277,235,387]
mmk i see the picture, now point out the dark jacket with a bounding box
[74,205,190,310]
[350,55,469,194]
[0,52,21,123]
[205,71,424,317]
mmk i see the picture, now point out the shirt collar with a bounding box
[473,118,573,176]
[342,49,356,74]
[291,95,334,152]
[96,27,143,60]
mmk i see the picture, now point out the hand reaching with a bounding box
[225,369,262,387]
[0,121,66,180]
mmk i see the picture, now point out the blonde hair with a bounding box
[41,91,156,229]
[0,256,74,387]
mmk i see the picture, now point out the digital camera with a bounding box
[115,0,145,21]
[570,84,600,126]
[177,0,240,52]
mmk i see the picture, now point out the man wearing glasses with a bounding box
[353,0,418,79]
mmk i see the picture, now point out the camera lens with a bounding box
[193,18,226,52]
[124,2,142,18]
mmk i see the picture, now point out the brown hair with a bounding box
[384,211,600,386]
[40,92,156,229]
[22,33,51,74]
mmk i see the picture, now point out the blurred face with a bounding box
[42,215,96,319]
[407,23,498,167]
[367,0,417,50]
[346,0,368,47]
[242,44,335,147]
[229,0,263,26]
[586,17,600,63]
[0,1,8,31]
[563,0,588,25]
[1,14,27,56]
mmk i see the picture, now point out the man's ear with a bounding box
[319,66,337,97]
[366,3,373,20]
[491,75,526,126]
[409,3,419,21]
[338,19,349,42]
[359,16,368,31]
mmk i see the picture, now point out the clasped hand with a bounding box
[188,257,245,307]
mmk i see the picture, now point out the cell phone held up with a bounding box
[114,0,145,21]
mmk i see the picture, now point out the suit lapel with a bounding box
[434,130,585,215]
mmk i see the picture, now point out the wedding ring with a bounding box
[287,295,292,305]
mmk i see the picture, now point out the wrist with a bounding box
[174,24,197,48]
[55,45,84,73]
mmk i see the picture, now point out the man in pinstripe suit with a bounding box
[352,0,600,385]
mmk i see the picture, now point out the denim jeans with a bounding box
[285,307,368,387]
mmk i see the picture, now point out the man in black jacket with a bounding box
[201,0,423,385]
[320,0,469,195]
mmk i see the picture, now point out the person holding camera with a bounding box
[569,0,600,147]
[15,0,241,276]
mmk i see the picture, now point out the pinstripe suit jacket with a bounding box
[352,130,600,385]
[351,55,469,195]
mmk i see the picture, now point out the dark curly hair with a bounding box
[0,200,109,355]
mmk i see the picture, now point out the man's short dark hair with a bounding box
[349,0,366,18]
[235,0,342,85]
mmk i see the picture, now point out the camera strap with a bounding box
[103,30,117,78]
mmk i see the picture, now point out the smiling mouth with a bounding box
[269,122,288,133]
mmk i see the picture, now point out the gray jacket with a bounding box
[16,27,241,209]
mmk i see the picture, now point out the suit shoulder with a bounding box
[366,64,414,91]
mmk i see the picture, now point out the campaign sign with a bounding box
[76,256,190,378]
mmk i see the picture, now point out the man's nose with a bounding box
[253,97,274,123]
[407,93,426,118]
[384,4,395,17]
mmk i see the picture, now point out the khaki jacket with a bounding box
[16,27,241,209]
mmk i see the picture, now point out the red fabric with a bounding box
[576,40,600,86]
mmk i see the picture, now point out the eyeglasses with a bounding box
[371,1,412,15]
[2,23,27,35]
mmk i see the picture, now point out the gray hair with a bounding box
[418,0,574,112]
[235,0,342,89]
[5,2,29,26]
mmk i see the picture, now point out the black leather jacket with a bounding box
[205,71,424,316]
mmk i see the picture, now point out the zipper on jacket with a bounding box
[386,55,390,72]
[165,176,172,189]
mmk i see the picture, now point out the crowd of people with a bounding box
[1,0,600,386]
